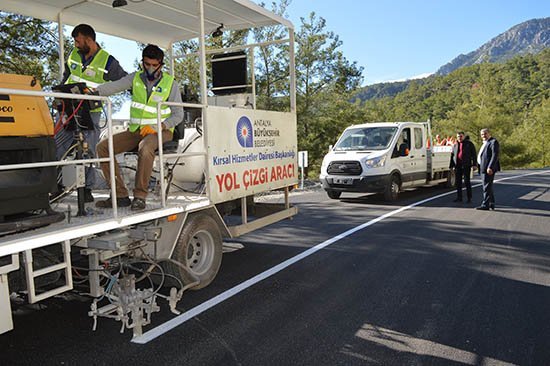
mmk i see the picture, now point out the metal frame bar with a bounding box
[210,54,247,62]
[0,207,186,258]
[228,206,298,237]
[174,35,294,112]
[289,28,296,112]
[211,84,251,91]
[0,87,120,217]
[58,12,65,78]
[0,273,14,334]
[0,158,109,172]
[241,197,248,224]
[198,0,211,203]
[89,0,197,35]
[23,240,73,304]
[87,251,103,298]
[0,254,19,334]
[175,39,289,59]
[250,47,256,109]
[155,100,207,207]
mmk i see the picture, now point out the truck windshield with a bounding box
[333,127,397,151]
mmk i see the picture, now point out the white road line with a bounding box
[132,170,549,344]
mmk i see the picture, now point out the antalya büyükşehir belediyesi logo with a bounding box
[236,116,253,148]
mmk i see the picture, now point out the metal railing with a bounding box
[0,88,208,219]
[155,101,207,207]
[0,87,118,217]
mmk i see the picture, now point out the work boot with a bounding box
[131,197,146,211]
[84,188,94,203]
[95,196,131,208]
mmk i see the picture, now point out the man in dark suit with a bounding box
[450,131,477,203]
[476,128,500,210]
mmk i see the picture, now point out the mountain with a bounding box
[352,79,414,102]
[436,17,549,75]
[354,17,549,102]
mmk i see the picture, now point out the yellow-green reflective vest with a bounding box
[129,71,174,132]
[66,48,110,112]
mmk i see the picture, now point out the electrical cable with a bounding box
[53,100,66,135]
[54,99,85,134]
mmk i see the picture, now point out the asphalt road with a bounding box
[1,169,550,365]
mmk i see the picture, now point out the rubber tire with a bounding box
[169,214,223,290]
[327,190,342,199]
[445,169,456,188]
[384,175,400,201]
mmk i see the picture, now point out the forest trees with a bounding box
[361,48,549,169]
[294,12,364,172]
[2,5,547,172]
[0,12,64,87]
[252,4,364,173]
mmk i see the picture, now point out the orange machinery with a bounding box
[0,74,57,221]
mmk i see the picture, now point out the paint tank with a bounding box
[170,128,205,184]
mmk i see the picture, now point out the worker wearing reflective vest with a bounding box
[95,44,183,211]
[56,24,127,203]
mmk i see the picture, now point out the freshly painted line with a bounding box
[132,169,549,344]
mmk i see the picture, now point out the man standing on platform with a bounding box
[56,24,127,202]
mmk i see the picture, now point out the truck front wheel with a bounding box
[326,190,342,199]
[384,175,400,201]
[170,214,223,290]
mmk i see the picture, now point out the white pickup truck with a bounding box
[319,122,454,201]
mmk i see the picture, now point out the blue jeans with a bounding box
[55,112,101,189]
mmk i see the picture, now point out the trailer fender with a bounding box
[154,206,230,261]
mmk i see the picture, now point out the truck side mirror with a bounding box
[328,145,333,152]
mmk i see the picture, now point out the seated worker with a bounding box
[94,44,183,211]
[56,24,127,202]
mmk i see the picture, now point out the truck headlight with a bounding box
[321,158,329,172]
[364,155,386,169]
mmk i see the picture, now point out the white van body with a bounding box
[319,122,454,201]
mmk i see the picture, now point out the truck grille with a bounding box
[327,161,362,175]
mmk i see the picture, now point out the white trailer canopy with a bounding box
[0,0,293,48]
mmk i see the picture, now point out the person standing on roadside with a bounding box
[450,131,477,203]
[476,128,500,210]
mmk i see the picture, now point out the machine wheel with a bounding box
[445,169,456,188]
[327,190,342,199]
[169,214,223,290]
[384,175,400,201]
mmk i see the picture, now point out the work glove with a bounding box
[140,125,158,137]
[83,87,98,95]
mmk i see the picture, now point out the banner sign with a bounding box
[206,106,298,203]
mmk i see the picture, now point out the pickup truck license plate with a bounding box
[334,178,352,185]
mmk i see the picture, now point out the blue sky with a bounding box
[286,0,549,84]
[99,0,549,87]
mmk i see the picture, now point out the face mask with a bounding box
[143,62,161,81]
